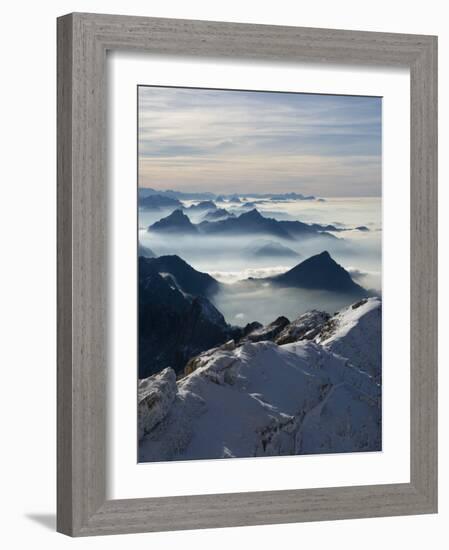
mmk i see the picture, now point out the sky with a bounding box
[138,86,382,197]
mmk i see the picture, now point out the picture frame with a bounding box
[57,12,438,536]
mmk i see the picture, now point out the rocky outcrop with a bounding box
[275,310,330,345]
[184,340,236,376]
[138,368,177,441]
[241,321,263,337]
[241,316,290,343]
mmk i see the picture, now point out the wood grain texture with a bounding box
[57,13,74,536]
[57,12,438,536]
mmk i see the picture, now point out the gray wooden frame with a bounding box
[57,12,438,537]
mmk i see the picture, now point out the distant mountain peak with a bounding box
[168,209,188,221]
[149,209,197,233]
[246,240,300,259]
[313,250,331,260]
[204,208,234,221]
[239,208,263,220]
[270,251,367,295]
[186,200,217,212]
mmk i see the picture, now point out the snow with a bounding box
[139,299,381,461]
[315,297,382,379]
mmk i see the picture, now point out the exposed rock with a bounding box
[242,316,290,343]
[242,321,263,337]
[352,298,368,309]
[275,310,331,345]
[184,340,236,376]
[138,368,177,440]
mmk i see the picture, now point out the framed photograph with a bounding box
[57,13,437,536]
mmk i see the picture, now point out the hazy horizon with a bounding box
[138,185,381,200]
[138,86,382,197]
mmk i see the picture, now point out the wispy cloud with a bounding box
[138,86,381,197]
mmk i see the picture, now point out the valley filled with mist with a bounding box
[138,191,381,326]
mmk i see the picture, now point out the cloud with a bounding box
[210,266,290,284]
[138,86,381,197]
[348,267,369,280]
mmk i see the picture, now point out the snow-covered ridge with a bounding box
[139,297,382,461]
[315,297,381,380]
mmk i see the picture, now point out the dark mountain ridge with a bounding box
[139,187,215,201]
[148,208,338,242]
[139,193,182,210]
[204,208,235,221]
[149,209,198,234]
[139,265,229,378]
[139,255,220,297]
[199,208,292,239]
[268,251,367,295]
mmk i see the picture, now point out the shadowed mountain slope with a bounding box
[139,255,220,297]
[268,251,367,295]
[148,209,198,234]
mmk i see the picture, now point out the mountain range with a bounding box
[148,208,337,241]
[138,187,321,202]
[139,188,215,201]
[183,200,217,212]
[138,251,369,378]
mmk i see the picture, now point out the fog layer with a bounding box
[139,197,381,325]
